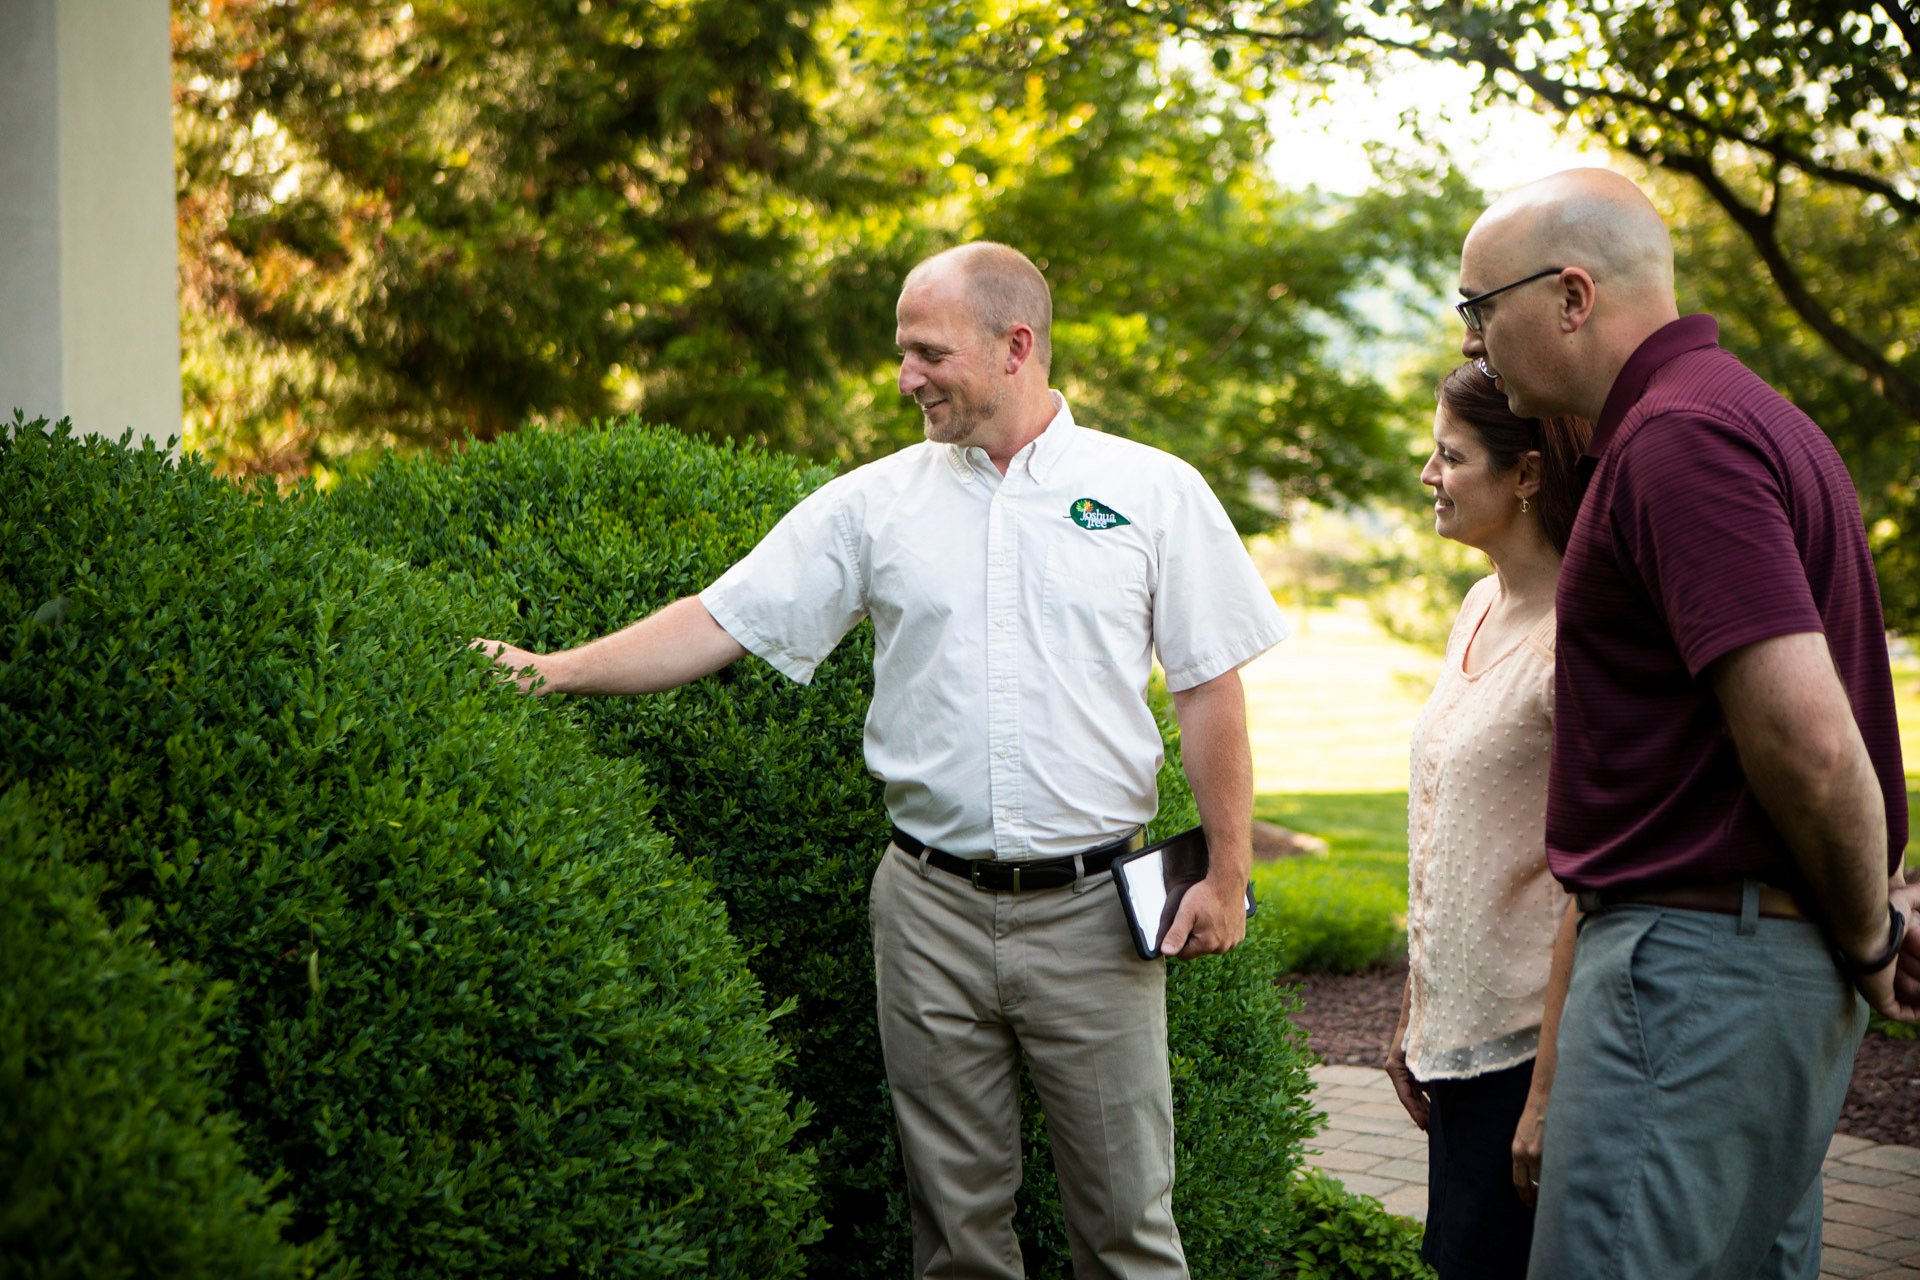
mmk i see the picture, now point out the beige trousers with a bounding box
[870,844,1187,1280]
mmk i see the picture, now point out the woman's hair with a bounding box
[1437,362,1594,555]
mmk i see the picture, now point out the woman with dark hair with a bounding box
[1384,362,1593,1280]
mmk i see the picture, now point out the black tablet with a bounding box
[1109,825,1256,959]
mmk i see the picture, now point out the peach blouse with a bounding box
[1404,575,1568,1081]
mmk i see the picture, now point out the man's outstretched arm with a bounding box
[472,596,748,696]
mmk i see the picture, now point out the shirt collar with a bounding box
[1586,314,1721,466]
[944,390,1077,483]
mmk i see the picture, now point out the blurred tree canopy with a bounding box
[951,0,1917,621]
[173,1,1919,624]
[172,0,1478,528]
[174,0,845,472]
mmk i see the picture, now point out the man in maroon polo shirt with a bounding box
[1455,168,1919,1278]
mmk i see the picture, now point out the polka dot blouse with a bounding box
[1404,575,1570,1081]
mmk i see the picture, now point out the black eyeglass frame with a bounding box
[1455,267,1566,332]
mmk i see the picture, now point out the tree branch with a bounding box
[1348,30,1920,223]
[1658,149,1920,427]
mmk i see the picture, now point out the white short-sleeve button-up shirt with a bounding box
[701,394,1288,860]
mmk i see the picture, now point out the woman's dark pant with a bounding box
[1422,1058,1538,1280]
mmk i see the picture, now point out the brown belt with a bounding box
[1575,881,1807,922]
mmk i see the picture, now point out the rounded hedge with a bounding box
[0,421,819,1278]
[0,784,324,1280]
[324,419,1320,1276]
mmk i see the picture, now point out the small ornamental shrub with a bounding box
[0,421,818,1278]
[1262,859,1408,974]
[1284,1171,1435,1280]
[0,784,327,1280]
[326,420,1321,1277]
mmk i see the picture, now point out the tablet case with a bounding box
[1109,825,1257,959]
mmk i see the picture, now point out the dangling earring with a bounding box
[1520,496,1531,514]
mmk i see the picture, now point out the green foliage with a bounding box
[934,0,1920,626]
[0,420,818,1279]
[170,0,1471,533]
[1369,0,1920,627]
[0,785,325,1280]
[1254,792,1410,975]
[1261,860,1407,975]
[173,0,841,474]
[1283,1171,1434,1280]
[323,419,1323,1277]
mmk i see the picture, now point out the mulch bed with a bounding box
[1284,960,1920,1149]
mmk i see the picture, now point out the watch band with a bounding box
[1833,903,1908,978]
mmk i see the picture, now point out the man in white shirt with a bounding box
[475,242,1288,1279]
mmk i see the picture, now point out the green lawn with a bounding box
[1239,601,1920,973]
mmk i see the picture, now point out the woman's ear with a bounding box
[1517,449,1544,500]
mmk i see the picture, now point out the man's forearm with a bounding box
[1170,669,1254,891]
[485,596,748,696]
[1712,632,1891,960]
[1532,898,1578,1099]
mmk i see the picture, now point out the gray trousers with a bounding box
[870,844,1187,1280]
[1528,888,1867,1280]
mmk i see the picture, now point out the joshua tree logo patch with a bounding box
[1068,498,1131,531]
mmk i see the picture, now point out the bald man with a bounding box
[1456,168,1919,1278]
[475,242,1288,1277]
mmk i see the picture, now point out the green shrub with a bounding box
[0,785,325,1280]
[324,419,1323,1277]
[1261,859,1408,974]
[1283,1171,1434,1280]
[0,421,818,1278]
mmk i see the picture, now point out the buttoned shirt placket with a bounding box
[972,443,1031,863]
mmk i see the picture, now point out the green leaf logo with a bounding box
[1068,497,1131,531]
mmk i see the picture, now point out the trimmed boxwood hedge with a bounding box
[0,422,819,1278]
[323,419,1321,1277]
[1,783,323,1280]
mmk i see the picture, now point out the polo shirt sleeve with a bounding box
[1150,464,1291,691]
[1609,411,1823,676]
[699,477,868,685]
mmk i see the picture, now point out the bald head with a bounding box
[904,242,1053,369]
[1469,168,1676,306]
[1458,169,1682,422]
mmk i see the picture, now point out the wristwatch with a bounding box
[1833,903,1908,978]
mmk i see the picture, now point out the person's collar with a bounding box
[945,390,1075,482]
[1586,314,1720,463]
[1020,392,1075,482]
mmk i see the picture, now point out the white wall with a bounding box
[1,0,182,447]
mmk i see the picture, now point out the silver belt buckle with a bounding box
[967,860,1018,891]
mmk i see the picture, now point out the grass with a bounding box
[1240,599,1920,975]
[1237,599,1434,972]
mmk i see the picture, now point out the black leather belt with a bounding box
[889,825,1145,892]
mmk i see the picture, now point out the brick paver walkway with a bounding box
[1307,1064,1920,1278]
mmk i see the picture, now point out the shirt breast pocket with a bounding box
[1042,542,1150,664]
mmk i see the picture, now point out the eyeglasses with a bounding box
[1455,267,1565,332]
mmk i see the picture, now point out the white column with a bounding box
[1,0,182,448]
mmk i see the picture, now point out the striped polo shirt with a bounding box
[1546,315,1906,893]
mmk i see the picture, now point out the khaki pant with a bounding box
[870,844,1187,1280]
